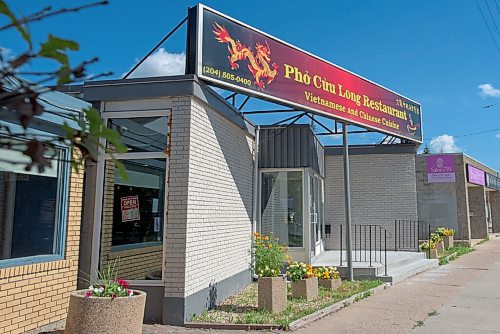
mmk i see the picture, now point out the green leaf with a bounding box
[0,0,31,48]
[114,159,127,180]
[38,34,79,65]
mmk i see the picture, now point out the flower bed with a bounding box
[191,280,382,329]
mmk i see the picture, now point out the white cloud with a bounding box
[126,48,185,78]
[0,47,13,65]
[496,134,500,138]
[478,83,500,98]
[429,134,462,153]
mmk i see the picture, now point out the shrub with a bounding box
[438,228,455,237]
[420,241,436,251]
[314,266,340,280]
[252,232,288,277]
[286,261,315,282]
[430,233,443,244]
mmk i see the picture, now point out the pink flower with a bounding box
[127,289,133,297]
[116,279,129,289]
[85,291,92,298]
[112,293,117,299]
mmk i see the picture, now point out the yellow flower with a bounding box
[268,244,272,248]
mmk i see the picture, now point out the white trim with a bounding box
[104,152,167,160]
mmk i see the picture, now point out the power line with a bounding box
[485,0,500,38]
[475,0,500,53]
[495,0,500,14]
[425,103,497,120]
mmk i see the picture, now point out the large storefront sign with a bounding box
[486,173,500,190]
[188,4,423,143]
[467,164,486,186]
[426,155,455,183]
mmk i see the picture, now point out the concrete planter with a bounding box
[258,276,287,313]
[291,277,318,301]
[436,241,445,255]
[428,248,438,259]
[65,289,146,334]
[443,236,454,249]
[318,278,342,291]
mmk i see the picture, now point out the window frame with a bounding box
[91,108,170,284]
[258,168,306,250]
[0,125,71,269]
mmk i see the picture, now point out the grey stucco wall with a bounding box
[415,154,461,237]
[324,151,418,250]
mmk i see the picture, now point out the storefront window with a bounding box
[0,144,67,265]
[108,117,168,153]
[261,171,303,247]
[99,158,165,279]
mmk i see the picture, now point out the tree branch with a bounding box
[0,1,109,32]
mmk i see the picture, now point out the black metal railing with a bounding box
[394,220,432,256]
[340,224,390,276]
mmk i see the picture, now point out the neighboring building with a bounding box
[416,153,500,243]
[0,90,87,334]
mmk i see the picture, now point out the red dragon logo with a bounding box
[213,22,278,89]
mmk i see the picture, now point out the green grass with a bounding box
[439,245,474,265]
[191,280,383,330]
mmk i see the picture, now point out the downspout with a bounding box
[251,125,260,279]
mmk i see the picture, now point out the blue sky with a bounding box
[2,0,500,169]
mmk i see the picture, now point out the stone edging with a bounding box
[288,283,391,331]
[184,323,280,330]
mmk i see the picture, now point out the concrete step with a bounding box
[377,258,439,283]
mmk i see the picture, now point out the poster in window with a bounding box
[120,195,140,222]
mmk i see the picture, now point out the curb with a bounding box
[288,283,391,331]
[185,322,280,330]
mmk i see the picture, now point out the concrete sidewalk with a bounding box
[293,235,500,334]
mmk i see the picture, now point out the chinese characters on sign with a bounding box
[426,155,455,183]
[120,195,140,222]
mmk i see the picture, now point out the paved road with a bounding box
[293,235,500,334]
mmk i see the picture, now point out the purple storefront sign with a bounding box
[426,155,456,183]
[467,164,486,186]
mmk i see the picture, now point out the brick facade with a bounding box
[0,158,83,334]
[324,151,418,250]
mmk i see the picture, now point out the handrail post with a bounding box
[428,224,431,259]
[369,225,372,267]
[384,230,388,276]
[340,225,343,266]
[394,220,397,251]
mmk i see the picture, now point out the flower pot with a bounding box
[428,248,438,259]
[65,289,146,334]
[291,277,318,300]
[443,236,454,249]
[319,278,342,291]
[258,276,287,313]
[436,241,445,255]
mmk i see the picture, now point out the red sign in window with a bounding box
[120,195,140,222]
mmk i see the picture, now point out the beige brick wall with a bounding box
[183,97,254,297]
[324,152,418,250]
[0,156,83,334]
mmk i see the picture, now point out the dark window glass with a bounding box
[107,117,168,153]
[0,148,65,261]
[99,158,166,280]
